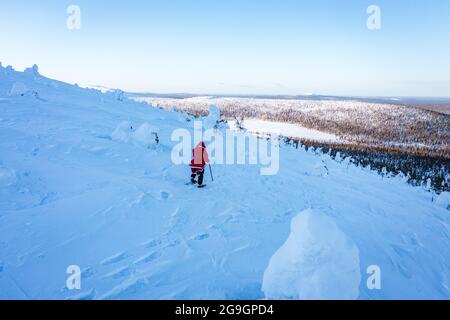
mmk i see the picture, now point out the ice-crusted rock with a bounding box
[9,81,42,100]
[9,82,29,96]
[132,123,159,148]
[435,192,450,211]
[204,105,227,130]
[111,121,134,143]
[111,122,159,148]
[114,89,125,102]
[262,209,361,300]
[24,64,41,78]
[313,160,329,177]
[7,66,14,73]
[1,64,14,75]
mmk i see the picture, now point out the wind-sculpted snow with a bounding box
[9,82,29,96]
[111,122,159,149]
[262,209,361,300]
[203,105,224,130]
[0,64,449,299]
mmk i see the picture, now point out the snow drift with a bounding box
[111,121,159,149]
[262,209,361,300]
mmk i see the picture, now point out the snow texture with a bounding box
[262,209,361,300]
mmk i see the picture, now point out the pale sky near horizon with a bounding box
[1,0,449,97]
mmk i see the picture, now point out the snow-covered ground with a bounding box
[0,64,449,300]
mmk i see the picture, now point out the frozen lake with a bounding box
[228,119,340,142]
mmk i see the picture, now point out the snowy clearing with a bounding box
[228,119,340,143]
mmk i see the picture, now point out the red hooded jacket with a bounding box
[190,142,209,173]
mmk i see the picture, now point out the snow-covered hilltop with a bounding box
[0,64,449,299]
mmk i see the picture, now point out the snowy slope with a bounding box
[0,64,449,300]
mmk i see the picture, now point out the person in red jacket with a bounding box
[190,141,209,187]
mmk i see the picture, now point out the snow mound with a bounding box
[113,89,125,102]
[313,160,329,177]
[111,121,134,143]
[9,82,29,96]
[111,121,159,148]
[132,123,159,148]
[24,64,40,78]
[436,192,450,210]
[0,167,16,187]
[0,64,14,75]
[262,209,361,300]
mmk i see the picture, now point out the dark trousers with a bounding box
[191,170,204,185]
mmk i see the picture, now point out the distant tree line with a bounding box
[147,97,449,159]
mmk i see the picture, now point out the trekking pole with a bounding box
[208,164,214,182]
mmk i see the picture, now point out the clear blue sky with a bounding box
[1,0,449,97]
